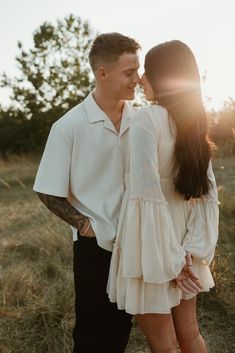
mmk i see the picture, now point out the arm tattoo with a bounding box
[37,193,86,230]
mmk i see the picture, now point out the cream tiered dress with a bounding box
[107,105,219,315]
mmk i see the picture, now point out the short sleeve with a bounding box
[122,108,186,284]
[33,123,72,197]
[182,161,219,264]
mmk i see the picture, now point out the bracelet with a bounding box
[78,217,86,231]
[80,219,91,236]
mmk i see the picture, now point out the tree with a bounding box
[0,14,96,155]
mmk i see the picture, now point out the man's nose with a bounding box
[133,73,141,84]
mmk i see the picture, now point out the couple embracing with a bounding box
[34,32,219,353]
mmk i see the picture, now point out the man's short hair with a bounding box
[89,32,140,72]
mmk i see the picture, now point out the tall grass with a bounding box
[0,155,234,353]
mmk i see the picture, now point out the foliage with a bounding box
[0,15,96,156]
[208,98,235,156]
[0,14,235,157]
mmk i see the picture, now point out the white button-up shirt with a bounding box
[33,92,136,251]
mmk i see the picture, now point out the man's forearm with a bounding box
[37,192,86,230]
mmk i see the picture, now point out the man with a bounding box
[33,32,140,353]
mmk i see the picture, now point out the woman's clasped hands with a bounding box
[172,251,203,294]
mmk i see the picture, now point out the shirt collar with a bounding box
[84,92,135,135]
[84,92,107,123]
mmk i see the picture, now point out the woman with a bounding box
[107,40,219,353]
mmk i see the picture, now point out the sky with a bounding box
[0,0,235,110]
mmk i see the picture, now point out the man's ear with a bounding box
[96,66,107,81]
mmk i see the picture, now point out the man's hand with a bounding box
[80,218,96,237]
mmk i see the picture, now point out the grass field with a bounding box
[0,155,234,353]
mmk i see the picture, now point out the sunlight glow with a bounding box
[0,0,234,111]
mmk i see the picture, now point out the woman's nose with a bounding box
[132,72,140,84]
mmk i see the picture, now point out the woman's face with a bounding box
[140,73,154,101]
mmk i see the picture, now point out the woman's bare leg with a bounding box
[172,297,208,353]
[135,313,178,353]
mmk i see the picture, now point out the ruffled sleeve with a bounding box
[122,109,186,284]
[182,161,219,265]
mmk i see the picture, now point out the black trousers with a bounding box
[73,232,133,353]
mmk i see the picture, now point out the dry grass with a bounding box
[0,155,234,353]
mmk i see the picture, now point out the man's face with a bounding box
[103,53,140,100]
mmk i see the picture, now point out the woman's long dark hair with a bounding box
[145,40,212,200]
